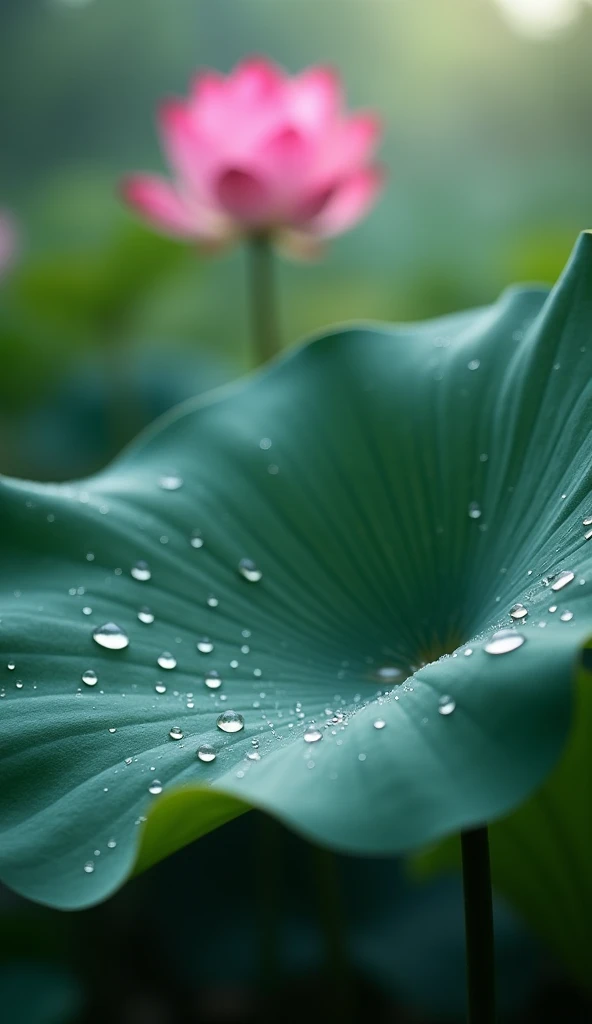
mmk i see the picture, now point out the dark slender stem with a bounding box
[312,847,353,1020]
[247,233,281,366]
[461,826,496,1024]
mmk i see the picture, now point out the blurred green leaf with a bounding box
[15,220,191,339]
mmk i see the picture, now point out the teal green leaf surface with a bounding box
[1,235,592,910]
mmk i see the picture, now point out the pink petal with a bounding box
[215,168,274,225]
[158,101,207,190]
[259,126,312,183]
[191,69,226,105]
[290,67,342,131]
[230,57,285,103]
[301,167,384,239]
[339,113,382,168]
[121,175,200,237]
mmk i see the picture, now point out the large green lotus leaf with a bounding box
[1,235,592,910]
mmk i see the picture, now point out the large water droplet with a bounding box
[438,695,456,716]
[197,744,217,763]
[93,622,129,651]
[169,726,184,741]
[205,670,222,690]
[509,603,528,621]
[485,629,526,655]
[82,669,98,687]
[131,560,151,582]
[303,726,323,743]
[157,652,177,670]
[158,474,183,491]
[551,570,575,592]
[148,780,163,795]
[190,530,204,549]
[560,610,574,622]
[197,637,214,654]
[217,710,245,733]
[138,606,154,624]
[373,719,386,730]
[468,502,482,520]
[238,558,263,583]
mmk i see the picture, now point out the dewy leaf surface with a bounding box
[2,234,592,909]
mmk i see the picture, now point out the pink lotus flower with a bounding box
[0,211,17,277]
[122,58,383,253]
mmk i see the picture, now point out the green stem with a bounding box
[461,826,496,1024]
[247,233,281,366]
[312,847,353,1019]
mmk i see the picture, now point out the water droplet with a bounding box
[138,606,155,624]
[376,666,405,685]
[169,726,184,741]
[551,570,575,592]
[247,750,261,761]
[548,605,557,613]
[373,719,386,730]
[464,648,473,657]
[82,669,98,687]
[238,558,263,583]
[107,839,117,849]
[438,695,456,716]
[583,516,592,527]
[485,629,526,655]
[560,610,574,622]
[468,502,482,520]
[197,744,217,763]
[157,652,177,670]
[154,682,167,694]
[190,530,204,549]
[83,861,95,874]
[131,560,151,582]
[197,637,214,654]
[509,603,528,621]
[303,726,323,744]
[207,594,219,608]
[204,670,222,690]
[158,474,183,491]
[93,623,129,651]
[468,359,481,370]
[6,663,15,671]
[82,606,92,615]
[217,710,245,733]
[148,780,163,795]
[259,438,272,450]
[108,727,116,734]
[584,528,592,541]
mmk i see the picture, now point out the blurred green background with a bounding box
[1,0,592,479]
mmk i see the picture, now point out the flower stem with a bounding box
[247,233,281,366]
[461,826,496,1024]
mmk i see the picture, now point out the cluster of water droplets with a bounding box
[23,466,592,881]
